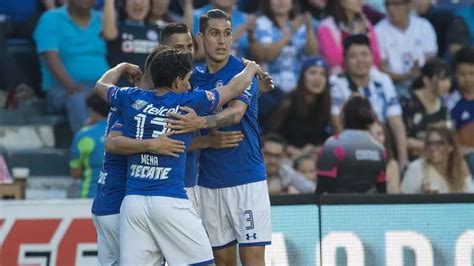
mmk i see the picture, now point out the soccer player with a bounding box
[90,46,186,265]
[187,9,272,266]
[94,48,260,265]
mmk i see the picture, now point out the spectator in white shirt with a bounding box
[375,0,437,96]
[401,125,473,194]
[331,34,409,168]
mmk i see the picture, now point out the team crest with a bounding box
[215,80,224,88]
[132,100,148,110]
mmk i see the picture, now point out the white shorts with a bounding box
[197,180,272,249]
[92,214,120,266]
[119,195,214,266]
[185,186,199,212]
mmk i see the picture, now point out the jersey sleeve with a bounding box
[33,11,59,53]
[317,140,344,179]
[108,86,133,109]
[422,19,438,56]
[69,133,94,169]
[384,77,402,117]
[235,78,257,106]
[330,81,345,117]
[183,89,220,116]
[110,115,124,133]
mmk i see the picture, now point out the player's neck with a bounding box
[155,87,170,96]
[207,58,229,74]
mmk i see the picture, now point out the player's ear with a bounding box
[171,77,181,92]
[197,32,204,44]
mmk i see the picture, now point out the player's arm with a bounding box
[106,131,185,158]
[188,130,244,151]
[241,58,275,96]
[167,103,248,133]
[95,63,142,101]
[213,62,259,107]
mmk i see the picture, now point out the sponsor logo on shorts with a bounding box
[246,233,257,240]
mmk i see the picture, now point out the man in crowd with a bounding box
[331,34,409,169]
[33,0,109,132]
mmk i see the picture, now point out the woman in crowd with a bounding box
[400,58,451,160]
[316,96,387,194]
[369,121,400,194]
[317,0,380,74]
[401,125,472,194]
[148,0,192,28]
[250,0,318,94]
[272,56,331,157]
[103,0,159,80]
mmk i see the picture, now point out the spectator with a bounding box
[193,0,253,58]
[250,0,319,94]
[447,46,474,174]
[148,0,182,26]
[70,93,109,198]
[331,34,409,168]
[271,56,331,152]
[318,0,381,74]
[33,0,109,133]
[365,0,386,14]
[400,58,451,160]
[401,125,472,193]
[455,2,474,44]
[289,154,317,193]
[414,0,456,57]
[316,96,387,194]
[369,121,400,194]
[103,0,159,77]
[375,0,437,96]
[262,134,316,195]
[300,0,327,21]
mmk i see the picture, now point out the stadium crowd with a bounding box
[0,0,473,196]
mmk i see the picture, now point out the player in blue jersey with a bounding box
[174,9,271,266]
[90,46,187,265]
[94,47,261,265]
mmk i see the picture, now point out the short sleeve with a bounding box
[110,115,123,133]
[400,161,423,193]
[255,16,274,44]
[421,19,438,56]
[235,78,256,106]
[69,134,94,169]
[383,77,402,117]
[330,81,346,117]
[374,23,388,60]
[183,89,220,116]
[316,141,342,179]
[108,86,133,109]
[33,11,59,53]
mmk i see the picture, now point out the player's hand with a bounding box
[207,129,244,149]
[117,63,143,85]
[165,107,206,134]
[145,132,185,157]
[258,71,275,93]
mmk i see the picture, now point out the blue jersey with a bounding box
[451,97,474,130]
[191,55,266,189]
[91,107,128,216]
[184,130,200,188]
[108,86,219,198]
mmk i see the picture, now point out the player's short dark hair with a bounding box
[262,134,287,147]
[342,96,376,130]
[343,34,371,57]
[144,45,169,75]
[199,9,232,34]
[160,22,191,45]
[455,46,474,67]
[86,93,109,117]
[149,46,193,88]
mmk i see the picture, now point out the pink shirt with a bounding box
[317,17,381,74]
